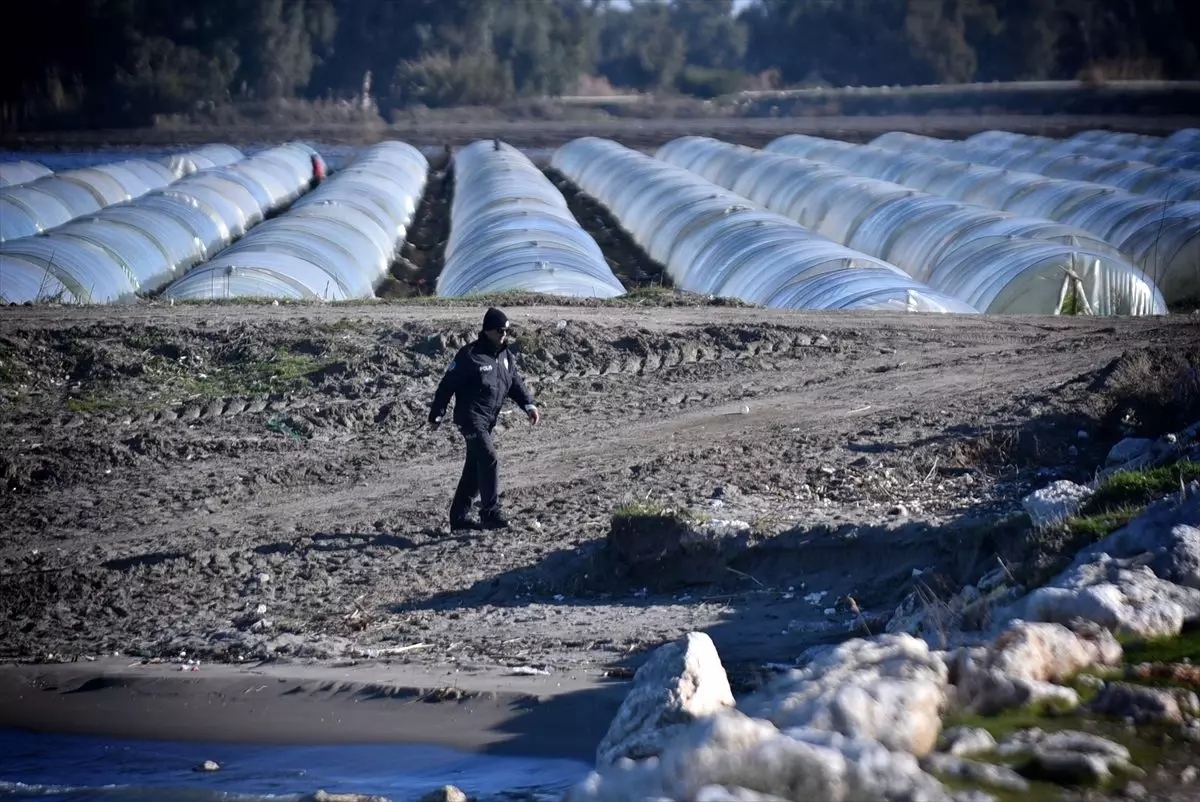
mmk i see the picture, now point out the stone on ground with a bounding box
[947,621,1121,714]
[738,634,949,756]
[595,631,735,768]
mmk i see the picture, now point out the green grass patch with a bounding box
[147,346,335,403]
[1121,622,1200,664]
[1060,506,1143,542]
[1045,460,1198,551]
[1083,461,1199,515]
[941,704,1174,797]
[65,395,128,413]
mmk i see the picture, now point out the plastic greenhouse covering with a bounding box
[0,145,251,244]
[657,136,1165,316]
[159,144,245,178]
[962,130,1200,171]
[1,143,318,304]
[1165,129,1200,151]
[871,131,1200,203]
[0,160,53,188]
[437,140,624,299]
[551,137,977,313]
[765,134,1198,306]
[162,141,427,301]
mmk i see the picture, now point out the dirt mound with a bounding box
[1090,346,1200,437]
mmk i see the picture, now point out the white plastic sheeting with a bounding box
[658,136,1165,315]
[1166,129,1200,151]
[872,131,1200,203]
[0,160,53,188]
[964,130,1200,171]
[767,134,1199,305]
[438,139,624,298]
[552,137,976,313]
[0,145,251,244]
[162,141,427,301]
[0,143,316,304]
[159,144,246,178]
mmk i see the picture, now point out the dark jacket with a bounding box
[429,335,535,432]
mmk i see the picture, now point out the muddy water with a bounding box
[0,728,588,801]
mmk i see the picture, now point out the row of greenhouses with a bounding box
[439,140,625,299]
[871,131,1200,203]
[763,134,1198,305]
[0,143,319,303]
[162,141,428,301]
[0,145,248,244]
[552,137,978,313]
[3,128,1193,312]
[655,136,1165,315]
[966,129,1200,171]
[1071,128,1200,152]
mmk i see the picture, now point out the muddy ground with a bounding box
[2,300,1196,683]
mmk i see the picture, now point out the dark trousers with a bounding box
[450,427,500,519]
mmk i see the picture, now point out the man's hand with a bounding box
[526,406,540,425]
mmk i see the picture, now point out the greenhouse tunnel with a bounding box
[162,141,428,301]
[656,135,1166,316]
[765,134,1198,307]
[437,139,625,299]
[551,137,978,314]
[0,143,319,304]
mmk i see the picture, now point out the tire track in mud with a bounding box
[62,327,837,430]
[108,328,1133,546]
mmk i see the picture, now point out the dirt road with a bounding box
[0,301,1193,678]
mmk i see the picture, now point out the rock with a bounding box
[996,728,1131,762]
[305,792,391,802]
[1106,438,1155,466]
[1180,719,1200,743]
[595,632,734,768]
[938,727,996,757]
[1130,661,1200,689]
[976,566,1014,594]
[567,711,951,802]
[1051,486,1200,590]
[418,787,468,802]
[1089,681,1183,724]
[1017,749,1120,787]
[1152,525,1200,590]
[1122,781,1148,799]
[694,787,791,802]
[1021,480,1093,528]
[1013,558,1200,639]
[921,753,1029,792]
[948,793,996,802]
[1181,765,1198,783]
[194,760,220,772]
[739,634,948,756]
[947,621,1121,715]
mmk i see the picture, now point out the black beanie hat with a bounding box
[483,307,509,331]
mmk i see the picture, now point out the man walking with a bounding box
[428,307,540,531]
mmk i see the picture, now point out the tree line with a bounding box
[2,0,1197,128]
